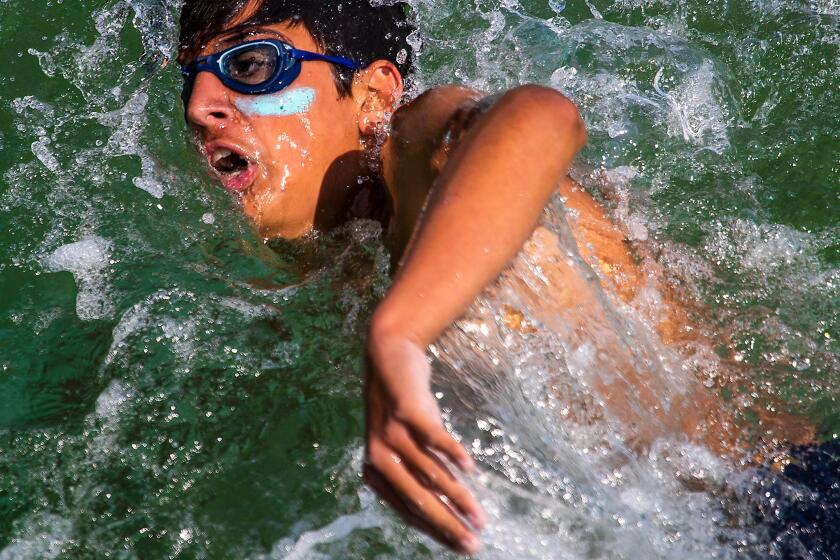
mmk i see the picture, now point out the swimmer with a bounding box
[176,1,820,555]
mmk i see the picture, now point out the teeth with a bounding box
[212,148,232,164]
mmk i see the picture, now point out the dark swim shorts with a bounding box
[748,439,840,559]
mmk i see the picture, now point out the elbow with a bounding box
[501,84,587,151]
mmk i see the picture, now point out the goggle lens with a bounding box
[224,44,280,86]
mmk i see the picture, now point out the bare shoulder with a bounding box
[394,85,484,131]
[380,84,583,256]
[381,86,485,251]
[388,85,484,156]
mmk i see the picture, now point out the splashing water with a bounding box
[0,0,837,558]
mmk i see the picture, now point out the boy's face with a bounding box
[183,22,367,238]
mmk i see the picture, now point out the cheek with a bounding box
[261,129,317,186]
[248,119,321,219]
[247,121,317,186]
[245,89,357,202]
[241,93,323,173]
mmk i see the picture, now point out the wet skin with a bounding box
[183,15,799,556]
[181,19,818,553]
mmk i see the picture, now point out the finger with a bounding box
[365,465,478,555]
[400,411,476,473]
[371,441,481,555]
[364,465,441,538]
[387,421,486,530]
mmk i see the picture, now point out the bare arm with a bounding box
[375,85,585,344]
[364,85,586,555]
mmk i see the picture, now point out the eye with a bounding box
[226,46,278,85]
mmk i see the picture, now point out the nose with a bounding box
[185,71,236,130]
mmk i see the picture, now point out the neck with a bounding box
[312,149,393,233]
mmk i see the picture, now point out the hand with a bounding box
[364,332,486,555]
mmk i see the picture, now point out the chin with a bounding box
[246,208,309,240]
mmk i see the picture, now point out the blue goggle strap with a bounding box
[288,48,365,71]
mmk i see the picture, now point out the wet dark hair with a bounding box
[179,0,417,97]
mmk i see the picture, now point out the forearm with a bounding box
[372,85,586,347]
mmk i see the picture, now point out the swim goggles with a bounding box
[180,38,365,102]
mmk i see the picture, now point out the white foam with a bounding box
[590,165,652,242]
[93,91,165,199]
[809,0,840,14]
[126,0,177,61]
[27,48,57,77]
[44,236,113,321]
[0,514,73,560]
[94,379,133,420]
[549,0,567,14]
[653,62,731,154]
[11,95,55,119]
[100,287,197,373]
[30,136,61,173]
[269,512,381,560]
[703,218,817,276]
[552,68,657,141]
[88,379,135,455]
[102,289,165,370]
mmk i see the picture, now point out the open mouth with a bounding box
[206,146,257,193]
[212,149,249,174]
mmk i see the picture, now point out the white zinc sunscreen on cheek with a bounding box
[235,87,316,117]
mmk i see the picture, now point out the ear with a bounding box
[354,60,404,136]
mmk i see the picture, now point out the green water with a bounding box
[0,0,837,558]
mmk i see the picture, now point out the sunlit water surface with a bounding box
[0,0,838,558]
